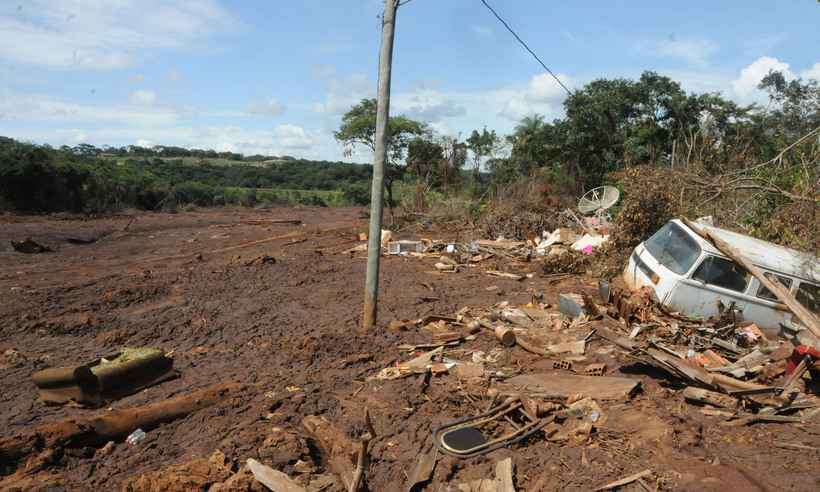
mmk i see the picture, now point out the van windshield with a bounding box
[643,222,701,275]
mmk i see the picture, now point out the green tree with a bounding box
[406,137,445,188]
[466,127,499,193]
[334,98,427,209]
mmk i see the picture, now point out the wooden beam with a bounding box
[682,218,820,340]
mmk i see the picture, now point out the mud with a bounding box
[0,208,817,491]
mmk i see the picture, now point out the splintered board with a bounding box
[498,373,641,400]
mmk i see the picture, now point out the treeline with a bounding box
[0,139,373,212]
[344,69,815,250]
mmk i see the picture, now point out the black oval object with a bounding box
[441,426,487,453]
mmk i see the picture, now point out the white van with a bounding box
[623,219,820,337]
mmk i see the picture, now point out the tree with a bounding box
[758,70,820,138]
[466,127,499,192]
[334,98,427,209]
[440,136,467,192]
[406,137,445,188]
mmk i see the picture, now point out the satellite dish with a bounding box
[578,186,620,214]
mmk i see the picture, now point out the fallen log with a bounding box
[0,381,246,472]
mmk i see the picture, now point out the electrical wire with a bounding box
[478,0,573,96]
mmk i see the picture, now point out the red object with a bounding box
[786,345,820,374]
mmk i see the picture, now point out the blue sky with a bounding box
[1,0,818,161]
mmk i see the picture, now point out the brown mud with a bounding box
[0,208,817,491]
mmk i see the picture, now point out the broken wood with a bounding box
[495,458,515,492]
[499,373,640,401]
[473,239,527,250]
[595,318,637,351]
[405,447,437,492]
[683,386,739,409]
[247,458,307,492]
[595,469,652,491]
[546,340,586,355]
[302,415,357,490]
[486,270,524,281]
[0,382,246,470]
[349,408,376,492]
[683,217,820,339]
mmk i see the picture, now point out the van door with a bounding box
[666,255,751,321]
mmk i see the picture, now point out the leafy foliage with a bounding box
[0,137,372,212]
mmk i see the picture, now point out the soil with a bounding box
[0,207,818,491]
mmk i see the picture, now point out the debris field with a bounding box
[0,207,818,491]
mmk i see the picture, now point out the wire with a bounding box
[478,0,573,96]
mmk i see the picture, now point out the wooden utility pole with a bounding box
[362,0,398,330]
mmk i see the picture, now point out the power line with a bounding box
[478,0,573,96]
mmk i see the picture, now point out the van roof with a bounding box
[673,219,820,283]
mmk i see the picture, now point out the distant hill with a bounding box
[0,137,373,212]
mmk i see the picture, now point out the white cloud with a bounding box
[496,72,572,121]
[0,91,178,126]
[248,97,286,116]
[136,138,154,147]
[393,89,466,121]
[640,37,718,66]
[313,73,373,114]
[129,90,157,106]
[731,56,793,101]
[273,124,318,150]
[0,0,238,70]
[800,63,820,81]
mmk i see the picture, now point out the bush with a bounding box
[343,182,371,205]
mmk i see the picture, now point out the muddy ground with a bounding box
[0,207,818,491]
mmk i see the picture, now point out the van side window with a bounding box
[756,273,792,301]
[692,256,749,292]
[796,282,820,315]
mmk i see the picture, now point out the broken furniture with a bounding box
[433,396,550,458]
[32,347,177,407]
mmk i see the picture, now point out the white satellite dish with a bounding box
[578,186,620,214]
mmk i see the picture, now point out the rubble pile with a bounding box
[359,277,819,490]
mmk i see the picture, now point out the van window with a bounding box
[757,273,792,301]
[644,222,701,275]
[796,282,820,314]
[692,256,749,292]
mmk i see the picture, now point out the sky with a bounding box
[1,0,818,162]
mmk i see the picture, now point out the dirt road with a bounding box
[0,208,817,490]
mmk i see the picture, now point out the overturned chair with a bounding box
[433,396,552,458]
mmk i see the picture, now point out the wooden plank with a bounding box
[499,373,640,401]
[682,218,820,339]
[594,318,637,351]
[495,458,515,492]
[247,458,307,492]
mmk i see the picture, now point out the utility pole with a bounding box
[362,0,398,331]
